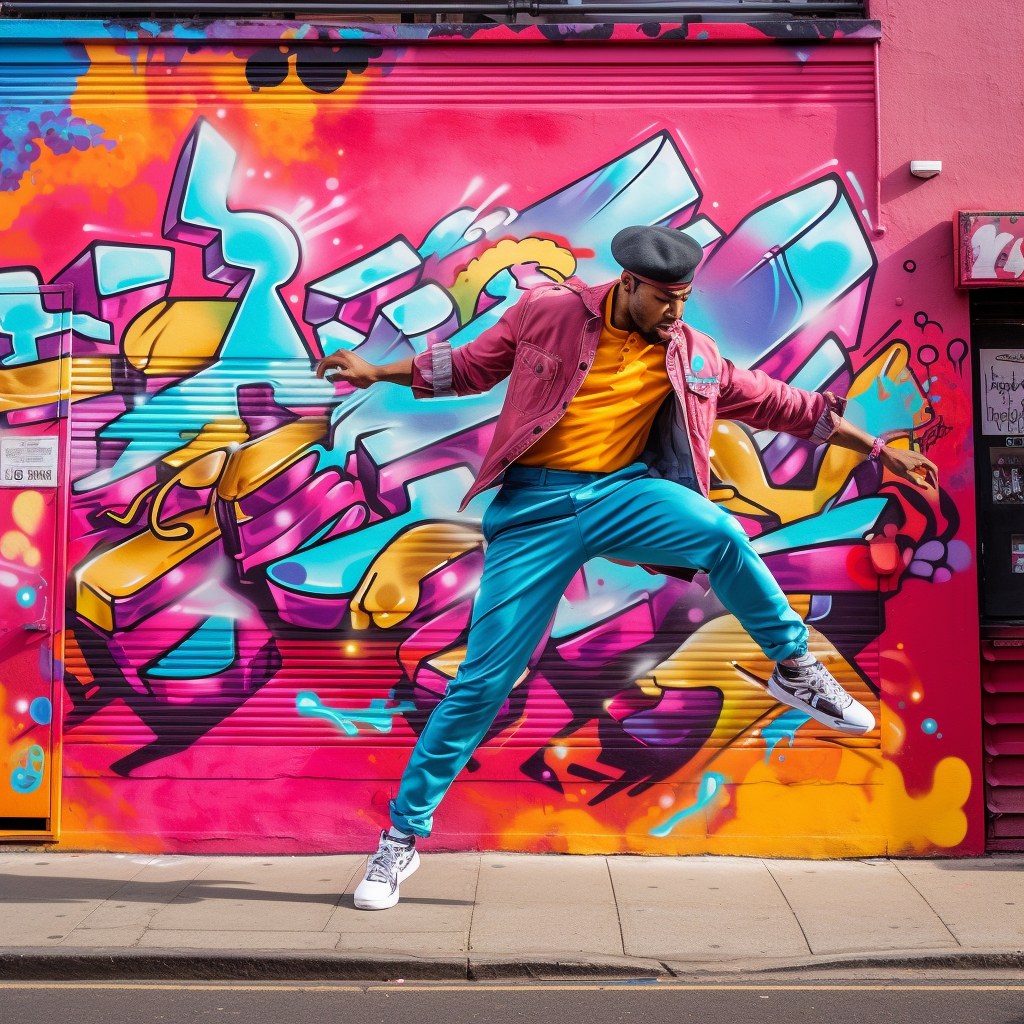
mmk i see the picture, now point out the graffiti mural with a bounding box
[0,23,978,855]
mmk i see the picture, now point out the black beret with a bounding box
[611,225,704,286]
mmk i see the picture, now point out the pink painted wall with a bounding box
[870,0,1024,846]
[0,7,1019,855]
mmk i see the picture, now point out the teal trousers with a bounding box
[389,462,807,837]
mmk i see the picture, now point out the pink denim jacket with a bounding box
[412,280,838,512]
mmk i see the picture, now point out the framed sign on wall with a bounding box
[958,212,1024,287]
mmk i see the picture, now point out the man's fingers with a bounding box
[908,460,938,488]
[316,356,341,379]
[317,351,353,380]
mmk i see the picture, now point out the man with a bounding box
[316,225,937,911]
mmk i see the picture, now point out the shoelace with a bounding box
[800,662,853,709]
[366,838,408,883]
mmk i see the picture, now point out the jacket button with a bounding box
[562,402,568,410]
[579,362,587,370]
[533,426,542,434]
[535,364,544,374]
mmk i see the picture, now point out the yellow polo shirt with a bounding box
[518,288,673,473]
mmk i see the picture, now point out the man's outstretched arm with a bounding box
[716,358,938,489]
[315,288,533,397]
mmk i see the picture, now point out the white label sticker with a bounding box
[0,436,59,487]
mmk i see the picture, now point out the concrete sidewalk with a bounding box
[0,851,1021,979]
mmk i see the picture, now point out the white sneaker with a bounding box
[768,656,875,736]
[353,830,420,910]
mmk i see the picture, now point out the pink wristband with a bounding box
[867,437,886,462]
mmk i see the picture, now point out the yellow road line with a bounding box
[0,982,1022,992]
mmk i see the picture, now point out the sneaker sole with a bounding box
[766,675,873,737]
[353,849,421,911]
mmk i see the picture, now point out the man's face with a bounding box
[622,272,691,344]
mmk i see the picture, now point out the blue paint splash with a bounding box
[0,44,114,191]
[11,744,44,794]
[649,771,727,837]
[29,696,52,726]
[761,709,811,763]
[296,690,415,737]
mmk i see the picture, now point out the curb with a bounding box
[0,950,668,982]
[667,950,1024,975]
[1,948,1023,981]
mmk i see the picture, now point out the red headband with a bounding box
[626,271,693,293]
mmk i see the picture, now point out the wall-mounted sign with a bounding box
[957,212,1024,287]
[981,349,1024,435]
[0,436,59,487]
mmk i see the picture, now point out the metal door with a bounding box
[0,284,71,837]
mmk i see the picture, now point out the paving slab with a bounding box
[765,859,959,954]
[146,856,361,933]
[137,929,342,950]
[331,853,478,935]
[469,855,622,957]
[895,858,1024,950]
[60,856,212,947]
[336,930,469,953]
[609,855,809,962]
[0,853,154,946]
[56,925,150,947]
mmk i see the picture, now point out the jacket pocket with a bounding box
[509,342,560,415]
[685,374,721,401]
[684,374,720,442]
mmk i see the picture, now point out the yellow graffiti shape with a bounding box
[163,417,250,470]
[217,417,330,506]
[0,530,30,561]
[351,522,484,629]
[76,505,222,634]
[881,700,906,755]
[886,756,972,853]
[12,490,45,535]
[449,238,577,323]
[149,449,228,542]
[0,357,111,414]
[123,299,238,376]
[709,342,926,524]
[103,417,248,527]
[86,417,331,630]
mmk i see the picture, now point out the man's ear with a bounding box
[620,271,635,293]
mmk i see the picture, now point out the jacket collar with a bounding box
[564,278,616,317]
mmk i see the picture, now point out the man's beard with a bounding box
[638,325,669,346]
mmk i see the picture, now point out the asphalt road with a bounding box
[3,979,1024,1024]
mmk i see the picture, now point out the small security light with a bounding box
[910,161,942,179]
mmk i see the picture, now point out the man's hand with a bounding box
[827,416,938,490]
[880,445,938,489]
[316,350,414,389]
[316,349,381,389]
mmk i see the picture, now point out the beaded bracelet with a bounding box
[867,436,886,462]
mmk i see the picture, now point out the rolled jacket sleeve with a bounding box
[410,291,530,400]
[411,343,454,398]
